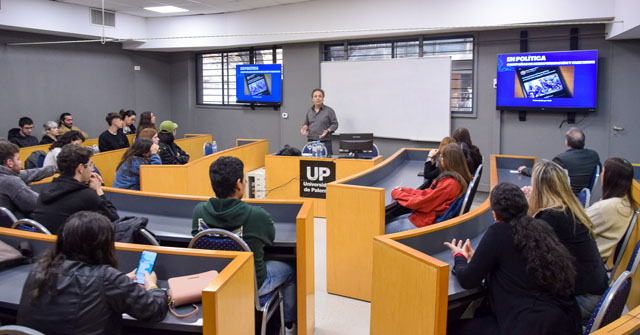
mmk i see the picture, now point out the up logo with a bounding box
[306,166,331,181]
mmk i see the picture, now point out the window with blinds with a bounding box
[324,37,474,115]
[197,47,283,105]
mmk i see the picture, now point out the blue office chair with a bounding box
[203,142,214,156]
[301,141,327,157]
[435,197,463,223]
[577,188,591,209]
[0,325,45,335]
[459,164,483,216]
[11,219,52,235]
[626,240,640,276]
[608,210,639,284]
[583,271,633,334]
[0,207,18,228]
[588,165,601,191]
[189,228,285,335]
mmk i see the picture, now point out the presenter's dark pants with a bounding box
[308,138,333,156]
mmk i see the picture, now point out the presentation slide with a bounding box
[236,64,282,103]
[496,50,597,111]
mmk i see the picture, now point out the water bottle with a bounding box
[211,141,218,153]
[92,144,99,153]
[312,141,319,157]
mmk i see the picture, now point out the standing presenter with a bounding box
[301,88,339,156]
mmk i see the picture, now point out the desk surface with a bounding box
[496,168,531,188]
[377,160,425,204]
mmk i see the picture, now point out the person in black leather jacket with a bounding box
[157,121,189,165]
[17,211,168,335]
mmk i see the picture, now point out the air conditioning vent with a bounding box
[90,8,116,27]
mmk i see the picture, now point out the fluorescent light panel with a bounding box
[144,6,189,13]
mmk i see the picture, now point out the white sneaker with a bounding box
[284,323,297,335]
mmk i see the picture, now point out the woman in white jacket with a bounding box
[586,157,637,261]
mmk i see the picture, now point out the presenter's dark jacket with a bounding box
[303,104,338,140]
[18,260,168,335]
[535,208,608,296]
[98,129,130,152]
[452,221,582,335]
[7,128,39,148]
[32,175,119,234]
[521,148,600,195]
[192,198,275,287]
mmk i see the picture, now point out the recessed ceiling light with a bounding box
[144,6,189,13]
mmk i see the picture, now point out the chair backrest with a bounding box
[626,240,640,275]
[11,219,52,235]
[435,197,463,223]
[460,164,483,216]
[0,207,18,228]
[136,228,160,246]
[0,325,45,335]
[189,229,265,310]
[584,271,633,334]
[588,164,601,191]
[203,142,213,156]
[611,209,640,283]
[577,188,591,209]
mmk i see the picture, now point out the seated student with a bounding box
[135,111,157,138]
[32,145,119,234]
[423,136,456,185]
[8,117,39,148]
[98,112,130,152]
[18,211,168,335]
[58,112,89,139]
[40,121,59,145]
[453,127,482,174]
[0,141,57,218]
[192,157,297,334]
[158,120,189,165]
[586,157,637,261]
[385,143,472,234]
[43,130,85,168]
[120,109,137,135]
[137,127,160,145]
[519,127,600,195]
[445,183,581,335]
[523,160,608,319]
[113,138,161,190]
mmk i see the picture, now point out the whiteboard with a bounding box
[320,57,451,141]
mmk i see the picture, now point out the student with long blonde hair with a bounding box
[385,143,472,234]
[525,160,608,319]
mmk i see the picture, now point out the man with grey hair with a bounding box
[519,127,601,194]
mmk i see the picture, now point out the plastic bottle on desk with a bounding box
[312,141,320,157]
[211,141,218,153]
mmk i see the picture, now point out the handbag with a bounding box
[0,240,26,271]
[167,270,219,318]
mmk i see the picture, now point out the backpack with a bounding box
[278,144,301,156]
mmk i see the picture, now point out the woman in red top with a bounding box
[385,143,472,234]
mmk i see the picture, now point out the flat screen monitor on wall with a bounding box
[496,50,598,112]
[236,64,282,104]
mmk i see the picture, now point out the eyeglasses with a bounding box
[83,162,95,168]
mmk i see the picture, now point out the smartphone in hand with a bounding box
[135,251,157,284]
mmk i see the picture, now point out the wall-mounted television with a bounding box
[496,50,598,112]
[236,64,282,104]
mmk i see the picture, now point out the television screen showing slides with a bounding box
[236,64,282,104]
[496,50,597,112]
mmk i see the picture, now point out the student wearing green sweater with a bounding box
[192,156,297,334]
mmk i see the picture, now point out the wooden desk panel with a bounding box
[265,154,383,217]
[0,227,255,335]
[139,139,268,197]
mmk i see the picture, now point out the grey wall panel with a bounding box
[0,30,172,140]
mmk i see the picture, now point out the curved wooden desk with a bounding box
[0,227,255,334]
[325,148,432,301]
[369,154,534,334]
[139,139,268,196]
[100,187,316,335]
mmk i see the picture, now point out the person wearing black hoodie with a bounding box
[8,117,39,148]
[192,157,297,334]
[32,145,119,234]
[157,120,189,165]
